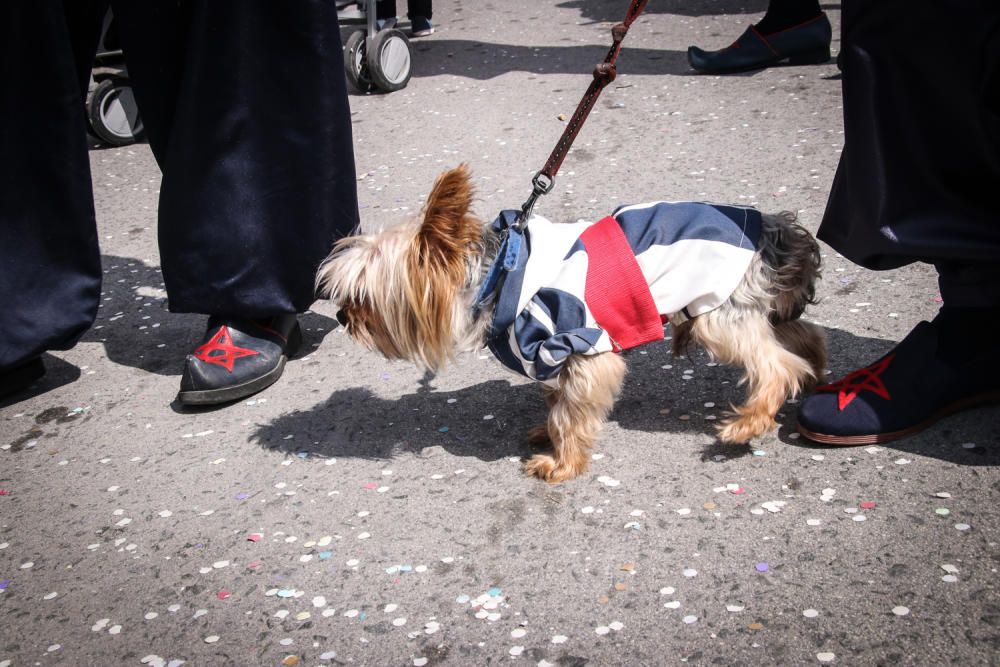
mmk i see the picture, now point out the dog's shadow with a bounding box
[251,327,998,468]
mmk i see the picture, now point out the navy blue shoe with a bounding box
[178,315,301,406]
[410,15,434,37]
[688,13,832,74]
[797,320,1000,445]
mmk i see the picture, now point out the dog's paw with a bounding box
[527,424,551,446]
[523,454,585,484]
[717,413,776,444]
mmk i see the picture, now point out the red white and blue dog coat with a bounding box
[479,201,763,383]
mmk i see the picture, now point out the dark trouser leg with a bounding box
[111,1,360,318]
[0,2,107,373]
[756,0,822,34]
[407,0,433,20]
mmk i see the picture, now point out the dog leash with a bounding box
[473,0,650,317]
[514,0,650,230]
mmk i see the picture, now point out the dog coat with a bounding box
[484,201,763,383]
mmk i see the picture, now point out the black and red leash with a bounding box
[514,0,650,230]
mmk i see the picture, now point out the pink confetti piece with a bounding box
[247,533,263,542]
[730,487,746,495]
[217,591,231,600]
[859,501,876,510]
[364,483,378,490]
[246,560,262,570]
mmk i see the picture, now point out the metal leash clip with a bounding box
[513,171,555,231]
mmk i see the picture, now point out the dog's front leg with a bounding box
[524,353,626,483]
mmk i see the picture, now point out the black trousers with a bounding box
[819,1,1000,307]
[0,1,360,372]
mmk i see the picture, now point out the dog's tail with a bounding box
[760,211,821,323]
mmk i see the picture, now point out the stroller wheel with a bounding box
[88,77,144,146]
[344,30,376,93]
[367,28,412,92]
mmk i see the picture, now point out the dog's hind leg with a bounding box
[524,352,626,483]
[690,311,814,444]
[774,319,826,389]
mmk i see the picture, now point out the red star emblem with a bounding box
[192,326,259,372]
[817,353,895,410]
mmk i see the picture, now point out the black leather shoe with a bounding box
[177,314,301,406]
[0,357,46,400]
[688,13,832,74]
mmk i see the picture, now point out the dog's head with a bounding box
[316,164,484,370]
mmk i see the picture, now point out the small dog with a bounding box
[317,165,825,483]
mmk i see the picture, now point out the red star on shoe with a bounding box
[817,353,895,411]
[192,325,260,373]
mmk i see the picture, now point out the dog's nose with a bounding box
[336,309,349,326]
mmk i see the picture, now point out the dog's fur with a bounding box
[317,165,825,483]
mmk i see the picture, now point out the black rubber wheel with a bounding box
[344,30,376,93]
[87,77,144,146]
[367,28,412,92]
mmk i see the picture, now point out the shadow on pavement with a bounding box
[252,325,998,468]
[558,0,768,21]
[0,354,81,410]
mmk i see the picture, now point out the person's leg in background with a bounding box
[796,0,1000,444]
[0,1,109,399]
[376,0,434,37]
[408,0,434,37]
[112,1,360,405]
[687,0,831,74]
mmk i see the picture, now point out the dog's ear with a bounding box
[417,164,478,256]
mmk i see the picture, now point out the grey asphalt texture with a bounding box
[2,2,999,666]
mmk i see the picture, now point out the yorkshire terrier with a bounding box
[317,165,825,483]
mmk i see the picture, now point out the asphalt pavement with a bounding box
[2,1,999,665]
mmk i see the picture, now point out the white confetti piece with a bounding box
[726,604,744,613]
[511,628,527,638]
[43,592,58,600]
[320,651,337,660]
[413,659,427,667]
[357,532,371,540]
[683,568,698,578]
[933,492,952,499]
[392,618,407,626]
[664,601,681,609]
[807,519,822,526]
[941,564,959,574]
[551,635,568,644]
[204,635,220,644]
[894,458,911,465]
[595,626,610,635]
[803,609,819,618]
[682,615,698,624]
[313,596,327,608]
[597,475,620,487]
[817,652,836,663]
[109,625,122,635]
[955,523,971,531]
[608,621,624,631]
[144,612,158,620]
[659,587,675,595]
[157,510,172,518]
[212,560,229,569]
[509,646,524,656]
[892,606,910,616]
